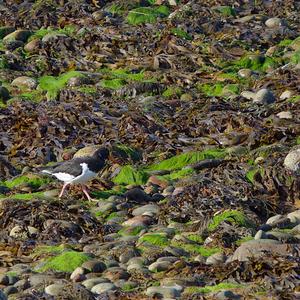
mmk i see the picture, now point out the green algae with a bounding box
[113,165,149,185]
[113,143,142,162]
[157,168,194,182]
[170,28,192,40]
[147,148,226,171]
[2,175,51,190]
[139,233,169,247]
[8,192,45,200]
[91,188,125,199]
[184,282,244,294]
[215,6,236,17]
[171,241,220,257]
[33,244,72,256]
[232,55,278,72]
[36,251,92,273]
[186,234,204,244]
[29,25,77,41]
[127,6,170,25]
[246,168,263,184]
[162,86,182,98]
[38,70,84,100]
[99,78,126,89]
[208,210,252,231]
[235,236,254,246]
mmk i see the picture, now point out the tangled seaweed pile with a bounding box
[0,0,300,299]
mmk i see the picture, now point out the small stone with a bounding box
[67,76,90,87]
[287,210,300,224]
[280,90,293,100]
[291,224,300,233]
[146,286,182,298]
[3,29,31,42]
[81,260,106,273]
[0,84,10,102]
[265,17,282,28]
[103,267,130,281]
[265,231,293,242]
[132,204,160,217]
[70,267,86,281]
[119,249,138,264]
[2,286,18,296]
[124,188,152,203]
[9,225,26,239]
[216,290,241,300]
[266,214,283,225]
[82,278,110,290]
[284,149,300,174]
[0,289,6,300]
[29,274,56,287]
[24,38,41,53]
[13,279,30,290]
[0,274,9,285]
[11,76,37,90]
[238,69,252,78]
[91,282,116,294]
[45,283,65,296]
[253,88,276,104]
[96,201,117,213]
[254,229,267,240]
[122,215,153,227]
[162,186,175,196]
[206,252,226,265]
[148,261,172,272]
[276,111,293,119]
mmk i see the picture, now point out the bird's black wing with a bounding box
[44,158,84,177]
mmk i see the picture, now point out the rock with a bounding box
[0,83,10,102]
[24,38,41,53]
[82,278,110,290]
[124,188,152,203]
[70,267,86,281]
[91,282,116,294]
[162,186,175,196]
[287,210,300,224]
[148,260,172,272]
[122,215,153,227]
[119,249,138,264]
[0,274,9,285]
[216,290,241,300]
[253,88,276,104]
[9,225,27,239]
[3,29,31,42]
[265,17,282,28]
[238,68,252,78]
[11,76,37,90]
[228,239,296,262]
[280,90,294,100]
[146,286,182,298]
[241,91,255,100]
[265,231,293,242]
[13,278,30,290]
[0,26,15,39]
[266,214,283,225]
[102,267,130,281]
[0,290,6,300]
[254,229,267,240]
[45,283,65,296]
[132,204,160,217]
[96,201,117,213]
[2,286,18,296]
[291,224,300,233]
[284,149,300,174]
[276,111,293,119]
[81,260,106,273]
[29,274,56,287]
[147,175,169,189]
[206,252,226,265]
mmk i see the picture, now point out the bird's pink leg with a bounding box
[59,183,69,198]
[81,184,95,202]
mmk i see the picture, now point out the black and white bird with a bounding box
[41,147,109,201]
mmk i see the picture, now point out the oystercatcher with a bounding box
[41,147,109,201]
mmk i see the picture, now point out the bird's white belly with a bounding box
[53,163,97,184]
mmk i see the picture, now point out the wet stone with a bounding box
[206,252,226,265]
[11,76,37,90]
[3,286,18,296]
[266,215,283,226]
[216,290,241,300]
[265,17,282,28]
[13,279,30,291]
[146,286,182,298]
[91,282,116,294]
[45,283,65,296]
[70,267,86,281]
[148,260,172,272]
[253,88,276,104]
[132,204,160,217]
[81,260,106,273]
[82,278,110,290]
